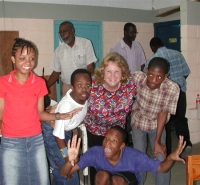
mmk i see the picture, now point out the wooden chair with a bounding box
[186,154,200,185]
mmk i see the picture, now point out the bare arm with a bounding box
[60,135,81,176]
[55,136,70,166]
[157,136,186,173]
[0,98,4,121]
[60,162,80,177]
[55,136,67,149]
[154,111,168,158]
[47,71,61,88]
[38,97,82,121]
[87,63,95,75]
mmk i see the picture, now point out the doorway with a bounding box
[154,20,180,51]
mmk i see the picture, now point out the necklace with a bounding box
[103,83,121,92]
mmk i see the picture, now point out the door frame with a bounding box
[154,20,180,51]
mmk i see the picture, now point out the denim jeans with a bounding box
[132,126,170,185]
[42,122,79,185]
[0,133,50,185]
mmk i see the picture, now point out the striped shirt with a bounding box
[131,71,180,131]
[145,47,190,92]
[110,39,146,74]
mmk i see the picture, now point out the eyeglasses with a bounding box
[129,31,138,35]
[58,29,71,34]
[58,30,68,34]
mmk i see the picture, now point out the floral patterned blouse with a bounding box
[84,76,137,136]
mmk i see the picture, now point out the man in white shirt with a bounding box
[48,21,97,96]
[110,22,146,74]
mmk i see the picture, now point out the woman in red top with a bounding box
[0,38,80,185]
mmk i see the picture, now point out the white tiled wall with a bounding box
[186,108,200,144]
[0,19,153,76]
[102,21,154,59]
[182,25,200,144]
[181,25,200,107]
[0,18,54,76]
[1,17,200,144]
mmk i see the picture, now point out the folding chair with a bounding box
[186,154,200,185]
[79,124,89,185]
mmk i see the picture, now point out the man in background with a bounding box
[110,22,146,73]
[145,37,192,159]
[47,21,97,97]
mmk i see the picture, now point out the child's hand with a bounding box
[67,134,81,166]
[168,136,186,163]
[67,173,74,180]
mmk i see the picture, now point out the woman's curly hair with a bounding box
[95,52,130,85]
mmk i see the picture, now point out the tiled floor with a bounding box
[145,128,200,185]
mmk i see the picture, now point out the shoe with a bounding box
[180,145,192,159]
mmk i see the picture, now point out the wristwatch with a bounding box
[55,112,60,120]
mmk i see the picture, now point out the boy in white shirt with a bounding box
[42,68,92,185]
